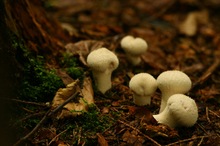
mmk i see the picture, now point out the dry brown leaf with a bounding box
[80,77,94,105]
[97,133,109,146]
[61,23,78,37]
[52,80,80,108]
[56,69,75,86]
[128,106,157,125]
[58,142,70,146]
[122,130,145,145]
[51,78,94,119]
[65,40,105,65]
[144,124,178,138]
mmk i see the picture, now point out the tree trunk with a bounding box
[0,0,71,97]
[4,0,70,55]
[0,0,70,145]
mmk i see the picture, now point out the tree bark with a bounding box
[0,0,70,145]
[4,0,70,55]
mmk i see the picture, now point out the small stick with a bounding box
[48,128,68,145]
[197,136,204,146]
[117,119,161,146]
[12,112,46,127]
[193,58,220,88]
[13,92,79,146]
[206,107,211,123]
[208,109,220,119]
[165,135,210,146]
[5,98,48,107]
[197,124,209,135]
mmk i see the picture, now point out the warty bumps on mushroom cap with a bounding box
[153,94,198,128]
[156,70,192,113]
[86,47,119,94]
[129,73,157,106]
[87,47,119,72]
[120,35,148,55]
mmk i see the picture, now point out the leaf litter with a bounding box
[15,0,220,145]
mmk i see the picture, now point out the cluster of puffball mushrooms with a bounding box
[86,35,198,128]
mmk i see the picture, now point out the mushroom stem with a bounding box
[86,48,119,94]
[129,73,157,106]
[133,94,151,106]
[156,70,192,113]
[153,107,176,128]
[92,70,112,94]
[120,35,148,66]
[159,93,172,113]
[125,54,141,66]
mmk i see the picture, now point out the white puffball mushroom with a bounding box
[120,35,148,66]
[153,94,198,128]
[157,70,192,113]
[86,48,119,94]
[129,73,157,106]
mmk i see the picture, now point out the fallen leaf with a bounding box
[65,40,105,65]
[101,107,109,114]
[61,23,78,37]
[122,130,145,145]
[128,106,157,125]
[58,141,70,146]
[144,124,178,138]
[97,133,108,146]
[80,77,94,105]
[52,80,80,107]
[51,78,94,118]
[56,69,75,86]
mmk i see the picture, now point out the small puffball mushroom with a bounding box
[153,94,198,128]
[157,70,192,113]
[120,35,148,66]
[129,73,157,106]
[86,48,119,94]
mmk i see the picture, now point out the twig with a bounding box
[149,0,176,20]
[197,136,204,146]
[208,109,220,119]
[193,58,220,88]
[48,128,68,145]
[12,112,46,127]
[117,119,161,146]
[165,135,210,146]
[13,92,79,146]
[4,98,48,107]
[197,124,209,135]
[206,107,211,123]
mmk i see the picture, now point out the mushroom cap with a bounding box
[129,73,157,96]
[86,48,119,72]
[167,94,198,127]
[120,35,148,55]
[157,70,192,97]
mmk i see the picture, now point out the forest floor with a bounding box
[10,0,220,145]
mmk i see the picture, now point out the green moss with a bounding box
[60,53,84,80]
[79,105,113,133]
[20,56,64,102]
[60,53,78,67]
[58,105,115,144]
[66,67,84,79]
[12,36,64,102]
